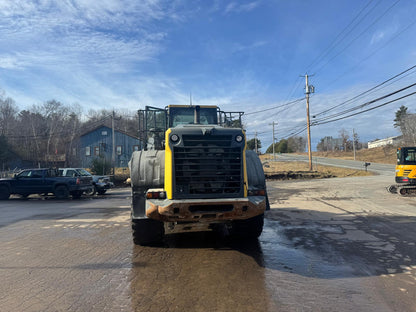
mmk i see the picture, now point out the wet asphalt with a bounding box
[0,176,415,312]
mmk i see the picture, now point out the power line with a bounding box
[307,0,379,72]
[314,0,401,74]
[313,90,416,125]
[313,82,416,123]
[317,17,416,93]
[313,64,416,117]
[243,98,304,115]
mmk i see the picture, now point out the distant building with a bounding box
[75,125,142,168]
[367,136,402,149]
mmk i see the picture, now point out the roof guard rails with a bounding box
[219,110,245,128]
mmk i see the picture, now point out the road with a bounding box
[1,176,415,311]
[275,153,395,176]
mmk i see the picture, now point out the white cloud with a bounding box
[224,1,260,14]
[370,24,399,45]
[370,31,385,45]
[0,0,173,64]
[0,56,24,69]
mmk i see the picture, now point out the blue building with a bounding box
[76,125,142,169]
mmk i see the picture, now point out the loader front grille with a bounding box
[173,134,243,198]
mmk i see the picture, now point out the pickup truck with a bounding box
[59,168,114,195]
[0,168,93,200]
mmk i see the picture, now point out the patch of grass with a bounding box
[263,161,372,179]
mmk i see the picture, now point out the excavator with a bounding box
[387,146,416,196]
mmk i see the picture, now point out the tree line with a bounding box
[394,105,416,145]
[246,136,307,153]
[0,95,138,168]
[254,105,415,154]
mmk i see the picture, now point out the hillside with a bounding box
[310,145,397,165]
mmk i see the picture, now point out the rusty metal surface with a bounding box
[146,196,266,222]
[1,177,416,312]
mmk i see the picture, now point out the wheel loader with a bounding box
[128,105,269,245]
[387,146,416,196]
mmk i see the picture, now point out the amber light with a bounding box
[146,191,167,199]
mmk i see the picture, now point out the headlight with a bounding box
[235,135,243,143]
[171,134,179,143]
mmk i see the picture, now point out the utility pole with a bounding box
[255,131,258,154]
[112,110,116,176]
[303,74,314,171]
[269,121,277,160]
[352,128,356,161]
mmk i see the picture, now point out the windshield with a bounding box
[398,147,416,165]
[169,107,218,127]
[76,169,92,176]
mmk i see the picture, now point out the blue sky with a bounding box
[1,0,416,151]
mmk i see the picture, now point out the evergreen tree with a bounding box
[246,138,261,151]
[394,105,408,134]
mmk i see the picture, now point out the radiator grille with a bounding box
[403,169,412,177]
[173,135,243,198]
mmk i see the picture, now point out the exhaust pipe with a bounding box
[194,105,200,124]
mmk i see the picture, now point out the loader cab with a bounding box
[168,105,218,127]
[138,105,244,151]
[397,147,416,165]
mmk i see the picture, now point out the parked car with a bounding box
[59,168,114,195]
[0,168,93,200]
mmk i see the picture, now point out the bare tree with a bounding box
[15,110,46,161]
[338,129,350,151]
[287,136,306,152]
[403,114,416,145]
[0,97,17,136]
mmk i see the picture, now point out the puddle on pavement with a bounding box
[259,218,356,279]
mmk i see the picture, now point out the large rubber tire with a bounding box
[71,191,83,199]
[85,186,96,196]
[132,219,165,246]
[0,185,10,200]
[54,185,69,200]
[231,214,264,239]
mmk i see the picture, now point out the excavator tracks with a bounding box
[387,184,416,196]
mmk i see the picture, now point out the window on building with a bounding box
[133,145,139,152]
[116,145,122,155]
[101,131,108,136]
[94,146,100,156]
[86,146,91,156]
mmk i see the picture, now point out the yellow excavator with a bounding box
[387,146,416,196]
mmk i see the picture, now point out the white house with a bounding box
[367,136,402,149]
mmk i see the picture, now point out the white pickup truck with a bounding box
[59,168,114,195]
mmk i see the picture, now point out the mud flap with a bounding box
[132,218,164,246]
[132,187,147,218]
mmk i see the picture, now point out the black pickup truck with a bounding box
[0,168,93,200]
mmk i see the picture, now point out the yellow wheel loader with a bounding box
[128,105,269,245]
